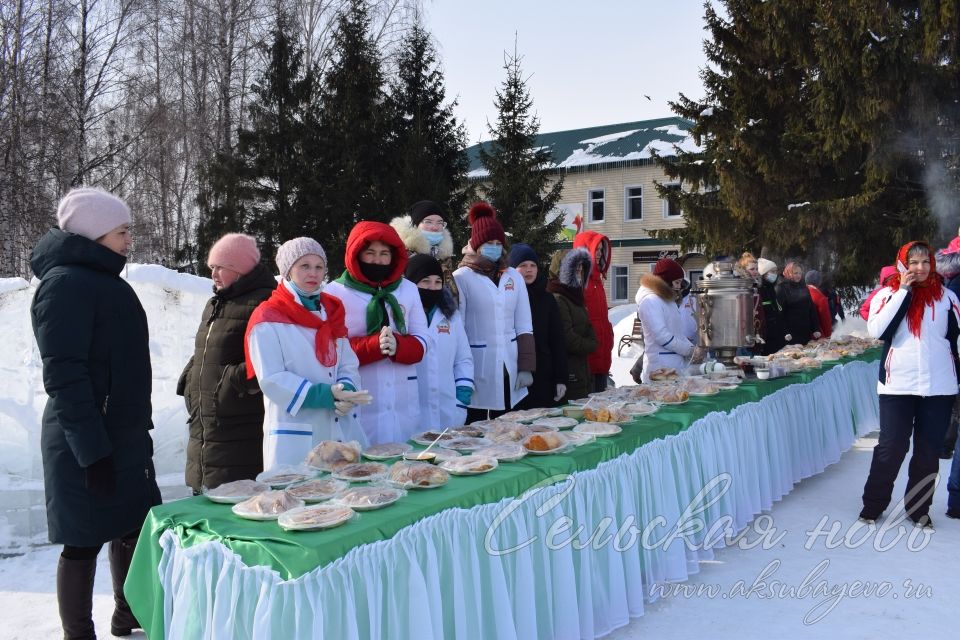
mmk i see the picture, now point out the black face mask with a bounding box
[418,287,443,311]
[359,261,393,284]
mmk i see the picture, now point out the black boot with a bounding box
[108,538,140,637]
[57,554,98,640]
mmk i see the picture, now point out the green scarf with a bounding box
[335,270,407,335]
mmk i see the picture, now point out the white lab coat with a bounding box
[416,307,474,429]
[325,278,429,443]
[636,280,695,383]
[453,265,534,410]
[246,280,365,470]
[867,286,960,396]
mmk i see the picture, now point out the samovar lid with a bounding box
[698,260,753,291]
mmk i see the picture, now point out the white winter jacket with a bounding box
[325,277,429,443]
[246,280,364,470]
[416,305,474,429]
[453,265,534,410]
[679,293,699,344]
[867,285,960,396]
[635,274,695,383]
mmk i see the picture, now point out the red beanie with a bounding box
[652,258,684,283]
[468,201,506,250]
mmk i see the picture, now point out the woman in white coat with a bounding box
[860,241,960,528]
[406,254,474,429]
[453,202,535,422]
[636,258,695,382]
[325,222,430,444]
[245,237,371,470]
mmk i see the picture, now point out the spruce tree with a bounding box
[384,21,471,244]
[654,0,951,286]
[313,0,392,275]
[479,45,564,261]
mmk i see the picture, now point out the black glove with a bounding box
[84,456,115,495]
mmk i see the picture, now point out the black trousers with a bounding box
[861,394,954,519]
[466,368,513,423]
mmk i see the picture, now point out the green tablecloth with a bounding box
[126,351,879,638]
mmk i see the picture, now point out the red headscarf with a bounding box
[887,241,943,337]
[244,282,348,377]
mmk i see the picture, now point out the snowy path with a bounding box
[1,434,955,639]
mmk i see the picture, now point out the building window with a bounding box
[612,265,629,301]
[624,186,643,220]
[589,189,605,222]
[662,184,682,218]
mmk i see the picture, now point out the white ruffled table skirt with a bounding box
[155,360,879,639]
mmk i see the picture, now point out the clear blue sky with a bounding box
[424,0,712,144]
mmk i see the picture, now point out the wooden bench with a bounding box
[617,316,643,356]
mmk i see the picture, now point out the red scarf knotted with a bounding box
[887,241,943,337]
[244,282,347,378]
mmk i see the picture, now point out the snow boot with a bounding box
[57,554,98,640]
[108,538,141,637]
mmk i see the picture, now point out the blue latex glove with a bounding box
[455,386,472,405]
[301,382,334,410]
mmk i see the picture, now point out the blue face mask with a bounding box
[480,244,502,261]
[423,231,443,246]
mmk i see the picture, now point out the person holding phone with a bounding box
[861,241,960,529]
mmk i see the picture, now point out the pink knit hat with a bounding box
[207,233,260,275]
[276,237,327,279]
[56,187,131,241]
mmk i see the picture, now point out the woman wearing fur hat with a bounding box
[325,222,429,443]
[548,248,598,401]
[509,243,568,408]
[31,187,161,638]
[860,241,960,529]
[390,200,458,292]
[245,237,370,469]
[635,258,695,383]
[178,233,277,493]
[454,202,536,421]
[405,254,474,429]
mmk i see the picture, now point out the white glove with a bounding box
[784,334,793,342]
[515,371,534,390]
[553,384,567,402]
[812,331,822,339]
[379,326,397,356]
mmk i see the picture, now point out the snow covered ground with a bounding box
[0,268,953,638]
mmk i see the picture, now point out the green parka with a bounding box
[177,264,275,491]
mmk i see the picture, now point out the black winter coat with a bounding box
[30,230,161,547]
[776,280,820,345]
[177,263,276,492]
[516,274,569,409]
[759,280,787,355]
[549,280,598,401]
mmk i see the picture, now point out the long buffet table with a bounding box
[126,352,880,639]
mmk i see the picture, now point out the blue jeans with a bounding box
[949,445,960,513]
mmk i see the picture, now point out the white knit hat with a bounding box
[757,258,778,276]
[276,237,326,279]
[57,187,131,241]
